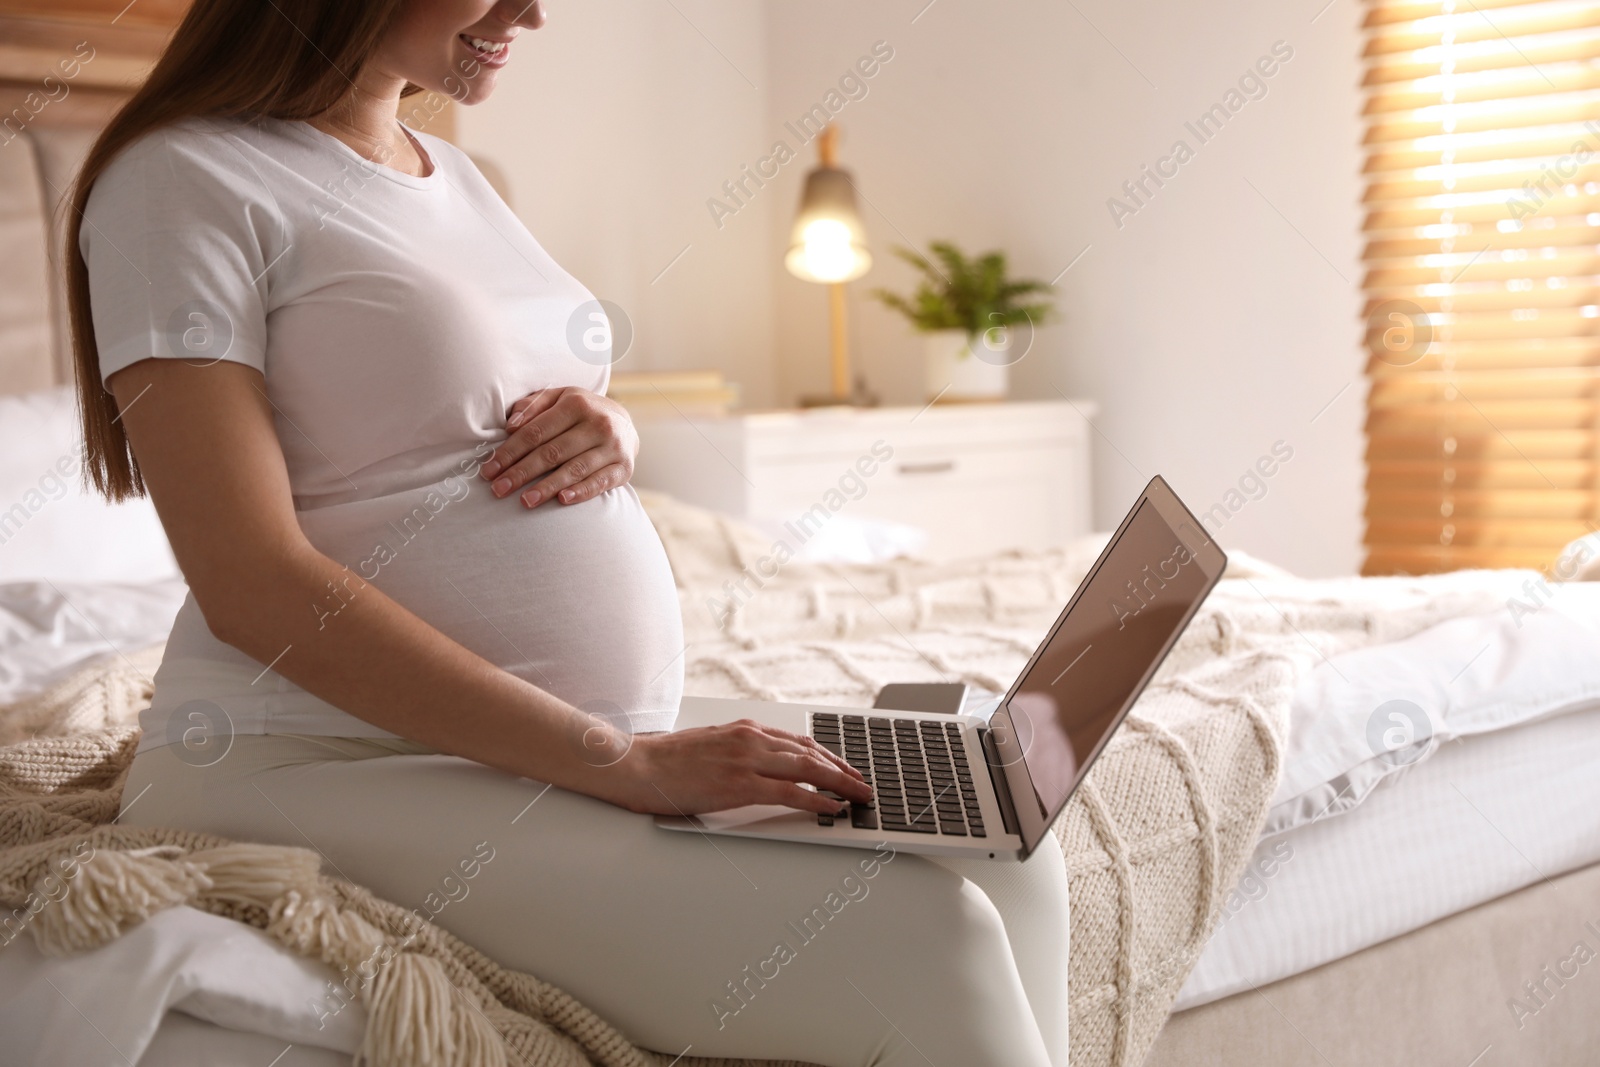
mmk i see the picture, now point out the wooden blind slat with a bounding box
[1363,199,1598,231]
[1364,219,1600,257]
[1366,136,1600,172]
[1365,337,1600,366]
[1363,160,1600,201]
[1366,0,1585,29]
[1367,252,1600,286]
[1367,65,1600,114]
[1365,7,1600,58]
[1367,97,1600,143]
[1365,32,1600,86]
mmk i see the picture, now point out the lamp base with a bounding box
[800,376,879,409]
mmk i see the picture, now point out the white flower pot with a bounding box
[923,328,1011,402]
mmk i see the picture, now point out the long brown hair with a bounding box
[68,0,414,501]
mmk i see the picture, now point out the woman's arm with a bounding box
[110,358,869,816]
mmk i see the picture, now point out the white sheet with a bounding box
[1175,700,1600,1010]
[1265,583,1600,837]
[0,578,186,705]
[140,1012,351,1067]
[0,905,364,1067]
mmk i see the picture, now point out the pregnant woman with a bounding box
[71,1,1069,1063]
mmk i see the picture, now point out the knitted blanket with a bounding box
[0,493,1540,1067]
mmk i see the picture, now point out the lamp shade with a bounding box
[785,166,872,284]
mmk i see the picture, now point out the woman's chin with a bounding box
[410,76,496,107]
[444,73,500,106]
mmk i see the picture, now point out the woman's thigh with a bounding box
[121,737,1066,1067]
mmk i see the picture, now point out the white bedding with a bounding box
[1176,700,1600,1010]
[0,906,363,1066]
[0,386,179,586]
[1265,584,1600,837]
[140,1013,351,1067]
[0,579,185,705]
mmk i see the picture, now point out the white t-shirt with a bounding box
[82,115,684,752]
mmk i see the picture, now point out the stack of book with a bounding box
[607,371,740,419]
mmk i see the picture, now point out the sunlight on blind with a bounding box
[1362,0,1600,573]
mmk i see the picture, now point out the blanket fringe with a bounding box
[268,890,389,984]
[359,952,508,1067]
[194,843,323,909]
[31,846,210,956]
[270,889,509,1067]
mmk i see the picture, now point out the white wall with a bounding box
[457,0,778,405]
[461,0,1367,577]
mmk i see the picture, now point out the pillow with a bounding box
[0,385,179,584]
[1556,529,1600,581]
[746,512,930,564]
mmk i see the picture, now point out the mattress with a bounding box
[1175,699,1600,1010]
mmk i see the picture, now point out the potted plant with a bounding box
[871,241,1056,401]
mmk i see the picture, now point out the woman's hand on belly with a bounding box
[590,719,874,817]
[477,387,638,508]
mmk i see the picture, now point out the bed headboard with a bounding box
[0,0,181,396]
[0,0,469,399]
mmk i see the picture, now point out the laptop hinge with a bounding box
[978,726,1021,837]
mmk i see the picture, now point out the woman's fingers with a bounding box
[487,420,600,498]
[511,444,624,507]
[480,403,583,484]
[756,730,866,788]
[622,719,875,815]
[506,387,561,430]
[760,748,874,802]
[764,727,866,783]
[762,781,853,816]
[528,460,629,507]
[731,725,871,802]
[480,390,637,502]
[748,723,866,781]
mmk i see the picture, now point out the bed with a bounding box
[4,11,1600,1067]
[9,446,1600,1067]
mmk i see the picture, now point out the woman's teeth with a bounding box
[462,36,508,57]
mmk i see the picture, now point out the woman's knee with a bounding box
[849,851,1026,995]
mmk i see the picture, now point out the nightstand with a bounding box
[631,400,1095,560]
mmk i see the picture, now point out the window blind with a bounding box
[1362,0,1600,573]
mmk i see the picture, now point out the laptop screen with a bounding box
[998,486,1222,839]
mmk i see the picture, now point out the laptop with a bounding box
[655,476,1226,860]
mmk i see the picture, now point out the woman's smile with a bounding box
[458,32,514,68]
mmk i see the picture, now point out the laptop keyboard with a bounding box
[810,713,986,837]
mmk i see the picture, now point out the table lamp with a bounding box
[785,125,874,407]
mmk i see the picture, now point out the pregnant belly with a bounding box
[297,474,685,732]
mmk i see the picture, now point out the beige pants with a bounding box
[121,734,1069,1067]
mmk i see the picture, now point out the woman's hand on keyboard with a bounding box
[478,387,638,507]
[602,720,874,816]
